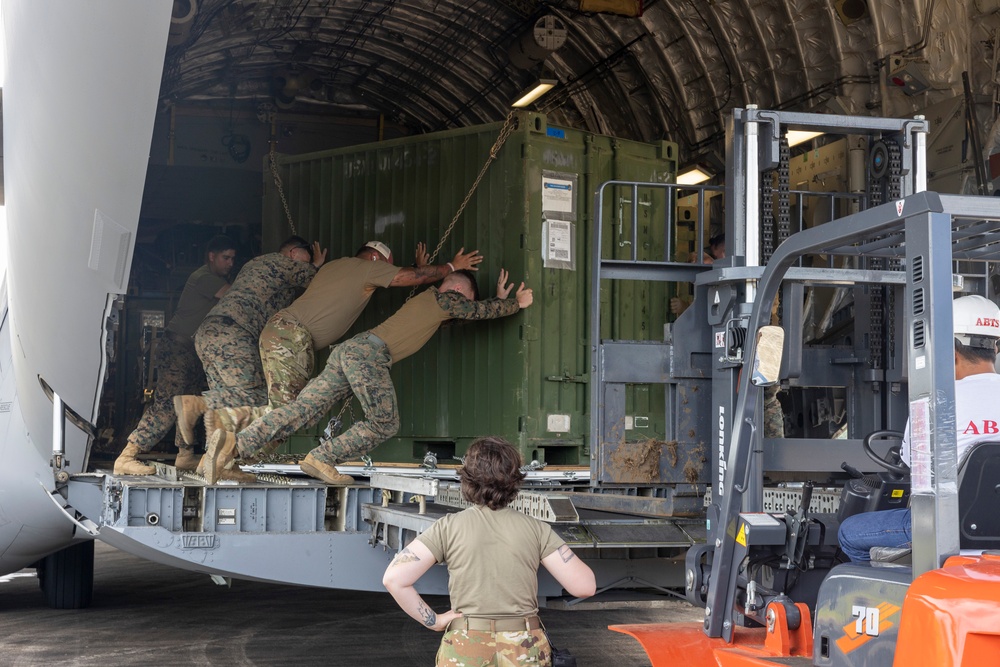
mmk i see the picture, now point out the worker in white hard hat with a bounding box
[838,294,1000,561]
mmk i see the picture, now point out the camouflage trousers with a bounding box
[194,316,268,409]
[236,333,398,462]
[211,314,314,448]
[436,628,551,667]
[763,385,785,438]
[260,312,315,410]
[129,331,205,452]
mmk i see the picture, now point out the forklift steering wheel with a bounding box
[863,430,909,476]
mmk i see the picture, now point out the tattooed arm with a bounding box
[382,539,461,631]
[390,247,484,287]
[541,544,597,598]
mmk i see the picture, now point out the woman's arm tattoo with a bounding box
[389,547,421,568]
[418,601,437,626]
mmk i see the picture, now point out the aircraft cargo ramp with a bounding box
[60,464,704,597]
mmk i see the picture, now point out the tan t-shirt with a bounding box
[416,506,565,617]
[370,288,520,363]
[282,257,400,349]
[167,265,229,338]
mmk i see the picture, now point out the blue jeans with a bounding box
[838,508,912,562]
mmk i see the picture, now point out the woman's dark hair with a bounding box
[459,436,525,510]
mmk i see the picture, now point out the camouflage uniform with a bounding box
[209,314,310,435]
[763,386,785,438]
[213,256,401,435]
[195,253,316,409]
[128,264,227,451]
[436,628,551,666]
[235,288,521,462]
[259,312,315,410]
[129,331,205,451]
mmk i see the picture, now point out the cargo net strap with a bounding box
[407,110,519,300]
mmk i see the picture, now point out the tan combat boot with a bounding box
[113,440,156,476]
[203,408,218,436]
[216,467,257,484]
[174,446,199,471]
[204,429,239,485]
[299,453,354,485]
[173,395,207,445]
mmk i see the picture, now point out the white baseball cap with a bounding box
[364,241,392,261]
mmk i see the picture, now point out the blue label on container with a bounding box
[546,127,566,139]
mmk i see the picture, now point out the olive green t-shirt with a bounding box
[416,506,565,617]
[166,265,229,338]
[282,257,400,349]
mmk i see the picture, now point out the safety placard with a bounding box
[542,175,575,214]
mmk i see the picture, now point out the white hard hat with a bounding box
[953,294,1000,348]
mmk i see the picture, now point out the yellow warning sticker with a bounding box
[736,523,747,547]
[891,489,904,498]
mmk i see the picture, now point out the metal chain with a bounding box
[760,166,775,263]
[886,141,902,201]
[885,140,903,364]
[268,139,298,236]
[777,137,791,244]
[868,139,903,372]
[408,110,519,299]
[323,398,356,442]
[866,139,888,372]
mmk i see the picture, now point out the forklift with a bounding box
[610,108,1000,666]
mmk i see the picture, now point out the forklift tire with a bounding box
[37,540,95,609]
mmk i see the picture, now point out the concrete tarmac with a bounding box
[0,542,701,666]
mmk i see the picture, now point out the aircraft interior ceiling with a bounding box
[162,0,1000,166]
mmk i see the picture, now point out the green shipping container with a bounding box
[263,112,678,466]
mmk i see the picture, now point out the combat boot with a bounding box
[195,454,207,476]
[204,429,239,485]
[173,395,207,445]
[216,467,257,484]
[174,445,199,471]
[113,440,156,476]
[300,453,354,485]
[204,408,218,436]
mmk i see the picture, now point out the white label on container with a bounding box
[542,176,574,213]
[546,220,572,262]
[547,414,571,433]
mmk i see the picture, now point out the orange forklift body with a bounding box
[612,554,1000,667]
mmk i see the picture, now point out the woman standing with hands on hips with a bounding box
[383,436,597,666]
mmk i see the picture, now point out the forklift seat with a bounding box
[957,440,1000,551]
[869,440,1000,563]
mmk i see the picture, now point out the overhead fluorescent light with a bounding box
[676,167,712,185]
[787,130,824,147]
[512,79,557,108]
